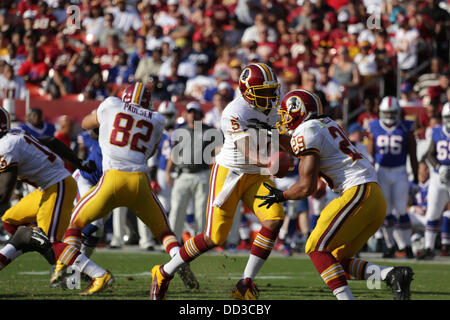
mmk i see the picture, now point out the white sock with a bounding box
[242,254,265,280]
[393,228,412,250]
[169,246,180,258]
[364,263,393,281]
[0,244,23,260]
[424,230,437,250]
[382,226,396,248]
[73,253,105,278]
[163,252,185,275]
[333,285,354,300]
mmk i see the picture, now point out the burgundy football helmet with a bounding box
[239,63,280,111]
[277,89,323,134]
[121,81,153,110]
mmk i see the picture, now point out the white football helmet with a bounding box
[158,101,177,129]
[379,96,401,126]
[443,102,450,132]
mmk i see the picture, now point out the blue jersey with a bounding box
[410,180,428,208]
[369,119,414,167]
[18,122,55,138]
[432,126,450,170]
[78,131,96,157]
[79,134,103,185]
[157,132,172,171]
[286,157,299,178]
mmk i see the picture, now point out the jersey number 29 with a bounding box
[328,126,362,161]
[110,113,153,154]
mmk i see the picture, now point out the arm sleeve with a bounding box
[96,97,118,125]
[290,123,322,157]
[222,113,250,143]
[0,137,20,173]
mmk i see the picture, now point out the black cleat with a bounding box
[177,263,199,289]
[416,248,435,260]
[10,226,55,264]
[382,246,396,258]
[395,246,415,259]
[385,266,414,300]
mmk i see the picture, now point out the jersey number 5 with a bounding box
[328,126,362,161]
[110,113,153,154]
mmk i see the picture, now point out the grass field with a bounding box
[1,248,450,300]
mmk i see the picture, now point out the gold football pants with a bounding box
[305,182,386,260]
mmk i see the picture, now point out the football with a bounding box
[268,151,295,178]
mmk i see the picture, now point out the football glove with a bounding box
[438,165,450,185]
[254,182,287,209]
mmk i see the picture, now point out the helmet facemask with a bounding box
[380,110,399,126]
[276,109,292,134]
[245,84,280,112]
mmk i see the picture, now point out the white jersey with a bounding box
[97,97,165,173]
[0,128,69,189]
[215,96,279,174]
[291,117,377,194]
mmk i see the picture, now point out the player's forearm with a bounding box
[38,137,84,169]
[426,152,440,171]
[284,179,316,200]
[425,142,440,171]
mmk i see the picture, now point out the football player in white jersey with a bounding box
[417,102,450,259]
[367,96,418,258]
[150,63,285,300]
[50,82,198,295]
[256,89,414,300]
[0,107,95,271]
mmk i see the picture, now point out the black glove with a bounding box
[254,182,287,209]
[80,160,96,173]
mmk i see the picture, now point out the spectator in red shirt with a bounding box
[16,31,45,61]
[32,1,57,33]
[329,10,350,49]
[46,32,76,70]
[67,47,101,94]
[17,48,49,84]
[427,72,450,105]
[93,33,124,70]
[255,25,278,63]
[17,0,38,17]
[54,115,75,172]
[307,14,329,49]
[357,95,380,132]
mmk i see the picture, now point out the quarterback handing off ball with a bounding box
[268,151,294,178]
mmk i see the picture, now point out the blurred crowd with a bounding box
[0,0,449,254]
[0,0,447,121]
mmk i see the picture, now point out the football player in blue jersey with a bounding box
[18,108,56,138]
[72,128,106,258]
[417,102,450,259]
[368,96,419,258]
